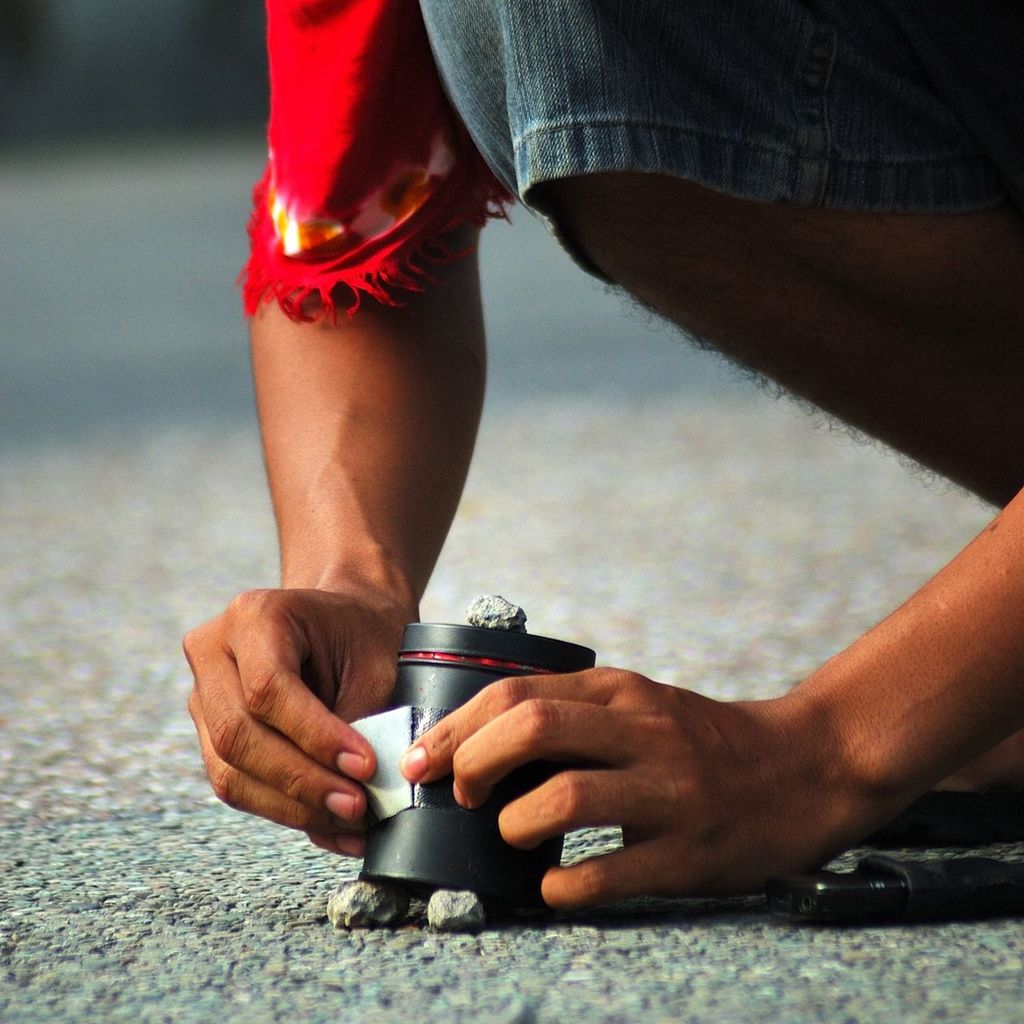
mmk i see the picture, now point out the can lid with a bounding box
[399,623,595,673]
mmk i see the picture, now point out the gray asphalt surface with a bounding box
[2,138,1023,1023]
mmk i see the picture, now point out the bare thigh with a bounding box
[533,173,1024,506]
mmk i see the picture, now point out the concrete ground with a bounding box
[1,139,1022,1023]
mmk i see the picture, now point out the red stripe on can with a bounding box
[399,650,556,674]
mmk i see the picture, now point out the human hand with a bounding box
[184,586,413,856]
[399,668,900,908]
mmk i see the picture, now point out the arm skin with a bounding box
[402,493,1024,909]
[184,228,486,855]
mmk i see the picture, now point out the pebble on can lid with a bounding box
[465,595,527,632]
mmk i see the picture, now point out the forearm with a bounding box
[250,230,486,606]
[797,488,1024,803]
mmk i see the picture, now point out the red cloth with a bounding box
[242,0,512,320]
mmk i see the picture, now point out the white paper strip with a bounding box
[351,706,416,821]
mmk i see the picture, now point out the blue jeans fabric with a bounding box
[418,0,1019,216]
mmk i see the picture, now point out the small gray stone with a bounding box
[465,595,527,632]
[426,889,487,932]
[326,880,409,929]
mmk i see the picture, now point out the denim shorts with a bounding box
[419,0,1023,221]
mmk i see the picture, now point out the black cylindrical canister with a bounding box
[359,622,596,906]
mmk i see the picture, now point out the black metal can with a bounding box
[359,622,596,906]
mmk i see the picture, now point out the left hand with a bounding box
[399,667,902,908]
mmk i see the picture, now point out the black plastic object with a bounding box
[859,854,1024,920]
[766,855,1024,923]
[766,866,906,922]
[359,622,596,906]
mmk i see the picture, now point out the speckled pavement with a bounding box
[2,140,1023,1023]
[3,401,1023,1024]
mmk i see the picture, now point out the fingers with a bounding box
[184,597,381,833]
[399,674,535,782]
[541,833,777,908]
[541,842,669,910]
[232,625,376,777]
[190,691,362,834]
[307,832,367,858]
[401,668,630,786]
[455,701,633,808]
[498,768,668,849]
[187,593,376,777]
[198,689,369,823]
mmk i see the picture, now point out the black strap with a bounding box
[860,854,1024,920]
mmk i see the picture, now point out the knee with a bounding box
[528,171,1024,349]
[529,173,728,293]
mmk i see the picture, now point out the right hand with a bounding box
[184,586,413,856]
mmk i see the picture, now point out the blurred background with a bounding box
[0,1,267,139]
[0,0,745,450]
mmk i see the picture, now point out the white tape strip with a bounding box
[351,706,416,822]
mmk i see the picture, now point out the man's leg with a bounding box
[535,171,1024,789]
[534,173,1024,506]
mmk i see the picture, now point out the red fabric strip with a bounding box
[241,0,512,321]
